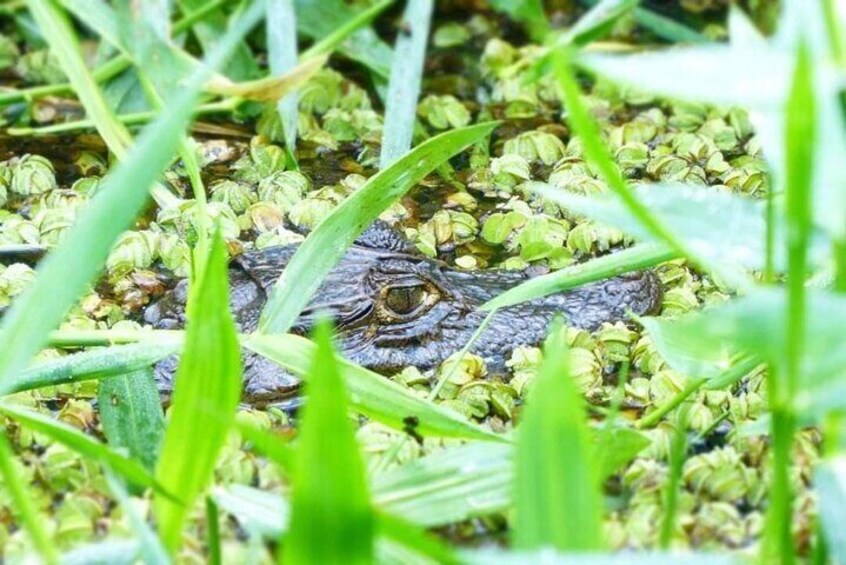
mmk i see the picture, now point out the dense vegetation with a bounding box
[0,0,842,563]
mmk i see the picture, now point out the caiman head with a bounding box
[145,221,662,405]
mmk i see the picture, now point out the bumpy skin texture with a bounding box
[144,223,663,405]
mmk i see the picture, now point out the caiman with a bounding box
[144,222,663,406]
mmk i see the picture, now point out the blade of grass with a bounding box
[245,333,499,441]
[551,50,691,264]
[258,121,497,334]
[659,404,690,549]
[379,0,434,169]
[299,0,394,60]
[105,472,171,565]
[483,242,677,311]
[154,231,243,553]
[295,0,392,77]
[266,0,300,153]
[206,497,223,565]
[375,511,459,564]
[98,368,165,472]
[6,341,178,394]
[513,324,604,551]
[0,0,232,106]
[24,0,176,207]
[0,0,263,395]
[0,403,170,495]
[285,319,374,563]
[764,40,815,565]
[176,0,259,81]
[0,435,58,564]
[562,0,638,47]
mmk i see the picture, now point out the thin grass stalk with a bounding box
[659,403,689,549]
[0,0,233,106]
[764,40,815,565]
[551,50,691,262]
[0,435,58,564]
[6,99,239,136]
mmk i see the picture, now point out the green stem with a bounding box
[205,497,222,565]
[0,435,59,564]
[48,328,182,347]
[659,403,689,549]
[300,0,394,59]
[6,99,238,136]
[0,0,233,106]
[638,376,707,429]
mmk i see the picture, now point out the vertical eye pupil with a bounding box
[385,285,425,315]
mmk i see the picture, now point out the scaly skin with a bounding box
[145,223,663,405]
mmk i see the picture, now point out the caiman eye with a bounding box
[384,285,428,316]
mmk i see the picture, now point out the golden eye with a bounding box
[384,285,427,316]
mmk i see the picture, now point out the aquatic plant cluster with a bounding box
[0,0,839,563]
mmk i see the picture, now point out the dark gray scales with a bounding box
[144,221,663,406]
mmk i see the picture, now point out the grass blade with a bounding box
[379,0,433,169]
[482,242,676,311]
[105,472,172,565]
[0,435,58,564]
[552,50,690,263]
[0,403,168,495]
[258,121,498,334]
[266,0,300,152]
[562,0,638,47]
[245,333,499,441]
[26,0,133,155]
[513,325,604,551]
[285,320,374,563]
[763,40,815,565]
[0,1,263,395]
[6,341,178,394]
[98,367,165,472]
[154,232,243,553]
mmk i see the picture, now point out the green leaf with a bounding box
[245,333,500,441]
[513,326,604,551]
[154,232,243,553]
[257,121,498,334]
[61,540,141,565]
[175,0,259,81]
[489,0,548,41]
[483,242,677,311]
[580,46,790,108]
[379,0,433,168]
[532,182,814,275]
[0,2,264,396]
[295,0,393,77]
[551,51,690,266]
[286,320,374,564]
[372,442,513,527]
[375,511,459,565]
[266,0,300,151]
[98,368,165,472]
[105,472,171,565]
[6,341,178,394]
[0,403,167,495]
[561,0,638,47]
